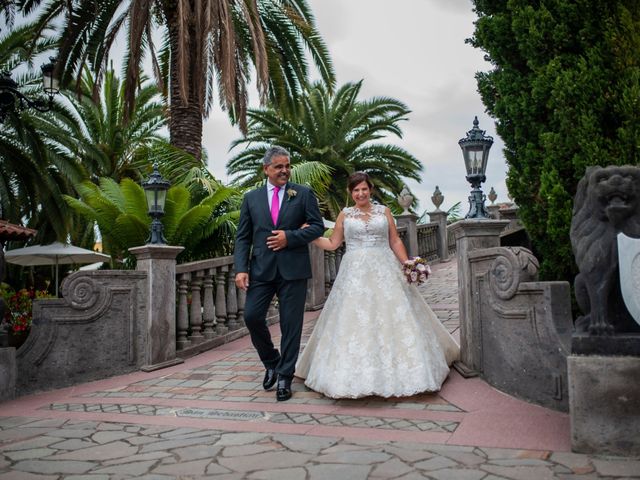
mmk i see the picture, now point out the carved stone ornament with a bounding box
[397,185,413,214]
[431,186,444,211]
[570,165,640,335]
[488,187,497,205]
[489,247,539,301]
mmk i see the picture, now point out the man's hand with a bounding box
[266,230,288,251]
[235,272,249,291]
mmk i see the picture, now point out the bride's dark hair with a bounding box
[347,172,374,192]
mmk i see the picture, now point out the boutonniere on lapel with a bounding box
[286,188,297,201]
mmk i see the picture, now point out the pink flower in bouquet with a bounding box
[402,256,431,285]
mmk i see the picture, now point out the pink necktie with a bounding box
[270,186,280,225]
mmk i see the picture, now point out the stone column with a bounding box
[448,219,509,377]
[396,213,419,258]
[428,210,449,262]
[306,243,326,310]
[129,244,185,372]
[0,347,16,402]
[487,204,500,219]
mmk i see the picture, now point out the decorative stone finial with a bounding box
[488,187,497,205]
[431,186,444,211]
[397,185,413,215]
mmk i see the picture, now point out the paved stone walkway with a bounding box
[1,259,639,479]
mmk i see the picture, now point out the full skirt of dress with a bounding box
[295,245,460,399]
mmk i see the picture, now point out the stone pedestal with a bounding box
[0,347,16,402]
[396,213,419,258]
[487,204,500,219]
[568,355,640,455]
[306,244,325,311]
[449,219,509,376]
[427,210,449,262]
[130,245,185,371]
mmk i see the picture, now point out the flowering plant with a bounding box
[402,257,431,285]
[286,188,297,201]
[1,285,54,334]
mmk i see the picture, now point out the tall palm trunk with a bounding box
[165,4,203,160]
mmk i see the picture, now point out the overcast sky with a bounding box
[203,0,508,215]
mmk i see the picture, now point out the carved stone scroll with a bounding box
[15,270,146,396]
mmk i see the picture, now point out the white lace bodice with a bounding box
[343,204,389,250]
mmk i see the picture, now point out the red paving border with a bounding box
[2,311,571,452]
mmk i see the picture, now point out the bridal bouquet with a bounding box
[402,257,431,285]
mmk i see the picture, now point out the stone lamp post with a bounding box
[131,163,184,371]
[458,117,494,219]
[0,57,59,123]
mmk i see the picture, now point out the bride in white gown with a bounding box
[295,172,459,399]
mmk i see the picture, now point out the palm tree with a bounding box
[0,21,76,241]
[227,80,423,219]
[25,0,334,160]
[40,68,167,182]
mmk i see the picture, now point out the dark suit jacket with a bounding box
[234,182,324,281]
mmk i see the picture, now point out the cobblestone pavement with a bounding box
[1,259,638,479]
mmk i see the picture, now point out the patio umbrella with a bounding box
[4,242,111,295]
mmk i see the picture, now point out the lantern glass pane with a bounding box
[156,189,167,211]
[470,147,483,174]
[145,189,155,212]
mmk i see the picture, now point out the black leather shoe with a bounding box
[263,368,277,390]
[276,376,292,402]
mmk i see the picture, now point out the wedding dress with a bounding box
[295,204,459,398]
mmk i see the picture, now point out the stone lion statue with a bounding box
[570,165,640,334]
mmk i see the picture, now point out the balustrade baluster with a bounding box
[335,247,343,274]
[202,268,216,339]
[215,266,229,335]
[189,272,204,343]
[268,298,278,320]
[176,273,191,350]
[226,267,239,330]
[237,287,246,327]
[324,252,331,296]
[328,251,337,287]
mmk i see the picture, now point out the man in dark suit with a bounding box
[234,146,324,401]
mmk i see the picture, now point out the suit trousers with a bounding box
[243,273,307,378]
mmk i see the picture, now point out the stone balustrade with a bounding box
[173,256,278,358]
[417,223,439,261]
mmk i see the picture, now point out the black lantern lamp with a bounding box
[40,58,60,97]
[142,163,171,244]
[458,116,494,219]
[0,57,59,123]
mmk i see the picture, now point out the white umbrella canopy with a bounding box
[4,242,111,295]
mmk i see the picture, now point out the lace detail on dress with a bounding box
[295,203,460,399]
[343,204,388,250]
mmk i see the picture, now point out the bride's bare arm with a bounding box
[385,207,409,263]
[312,212,345,251]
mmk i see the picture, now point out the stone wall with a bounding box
[15,270,147,396]
[467,246,573,411]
